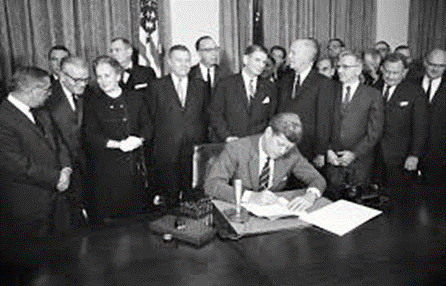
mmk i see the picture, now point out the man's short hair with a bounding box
[339,50,364,67]
[270,45,287,59]
[48,45,70,59]
[395,45,409,52]
[168,45,190,58]
[244,45,268,56]
[317,56,334,68]
[375,41,390,50]
[93,55,123,75]
[269,112,303,144]
[328,38,346,48]
[382,53,409,69]
[362,49,382,62]
[60,56,88,72]
[10,66,49,92]
[111,37,132,49]
[195,35,213,51]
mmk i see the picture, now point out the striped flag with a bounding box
[140,0,162,77]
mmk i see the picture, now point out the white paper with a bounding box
[299,199,382,236]
[241,196,306,220]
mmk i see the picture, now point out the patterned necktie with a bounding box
[343,86,351,103]
[258,157,271,192]
[177,78,185,107]
[291,73,300,99]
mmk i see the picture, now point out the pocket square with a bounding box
[134,83,148,90]
[399,101,409,107]
[262,97,270,104]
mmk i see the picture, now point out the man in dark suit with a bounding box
[374,53,428,191]
[46,56,89,176]
[208,44,277,143]
[415,48,446,187]
[0,66,72,238]
[148,45,207,205]
[47,45,70,83]
[325,52,384,194]
[277,38,335,166]
[205,113,326,212]
[110,37,156,92]
[189,35,231,98]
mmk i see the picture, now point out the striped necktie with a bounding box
[258,157,271,192]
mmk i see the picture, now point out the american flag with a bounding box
[140,0,162,77]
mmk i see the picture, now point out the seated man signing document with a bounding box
[205,112,326,212]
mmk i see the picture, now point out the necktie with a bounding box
[343,86,351,103]
[177,78,185,107]
[291,73,300,99]
[258,157,270,192]
[383,85,390,102]
[206,68,212,96]
[30,108,46,135]
[426,79,432,102]
[73,94,79,111]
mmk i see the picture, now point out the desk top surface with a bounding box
[3,185,446,286]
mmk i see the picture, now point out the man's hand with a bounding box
[313,155,325,168]
[57,167,72,192]
[337,150,356,166]
[327,149,340,166]
[247,190,280,206]
[225,136,239,143]
[287,192,317,212]
[404,156,419,171]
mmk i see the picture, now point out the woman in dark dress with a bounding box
[85,56,152,224]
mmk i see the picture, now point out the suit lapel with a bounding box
[166,76,184,108]
[295,70,316,99]
[247,135,260,190]
[236,74,250,112]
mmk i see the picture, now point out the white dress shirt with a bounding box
[199,63,215,87]
[171,73,188,107]
[422,75,442,102]
[342,79,360,103]
[382,84,397,101]
[7,95,35,123]
[241,70,257,101]
[60,83,77,111]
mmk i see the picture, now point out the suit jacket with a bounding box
[204,134,326,203]
[374,80,428,164]
[46,80,87,170]
[0,99,71,231]
[120,65,156,91]
[148,75,207,165]
[208,73,277,142]
[413,76,446,165]
[189,63,231,97]
[277,69,336,159]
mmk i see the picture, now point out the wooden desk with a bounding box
[3,185,445,285]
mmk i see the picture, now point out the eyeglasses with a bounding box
[336,65,359,69]
[199,47,220,52]
[426,61,446,68]
[63,72,90,84]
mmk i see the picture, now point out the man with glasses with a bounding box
[205,112,326,212]
[325,52,384,197]
[414,48,446,187]
[46,56,89,193]
[373,53,427,192]
[189,36,230,98]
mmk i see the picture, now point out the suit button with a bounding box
[120,104,124,109]
[123,118,128,122]
[110,105,114,109]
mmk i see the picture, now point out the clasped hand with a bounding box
[327,149,355,166]
[119,136,144,152]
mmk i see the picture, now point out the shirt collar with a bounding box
[171,73,188,86]
[297,65,313,84]
[7,94,35,123]
[343,79,360,94]
[123,61,133,70]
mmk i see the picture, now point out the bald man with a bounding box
[414,49,446,187]
[277,39,335,169]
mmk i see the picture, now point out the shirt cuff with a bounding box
[306,187,321,198]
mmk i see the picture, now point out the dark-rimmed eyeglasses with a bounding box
[63,72,90,84]
[426,61,446,68]
[336,65,359,69]
[199,47,220,52]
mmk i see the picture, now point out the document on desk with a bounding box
[241,197,306,220]
[299,200,382,236]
